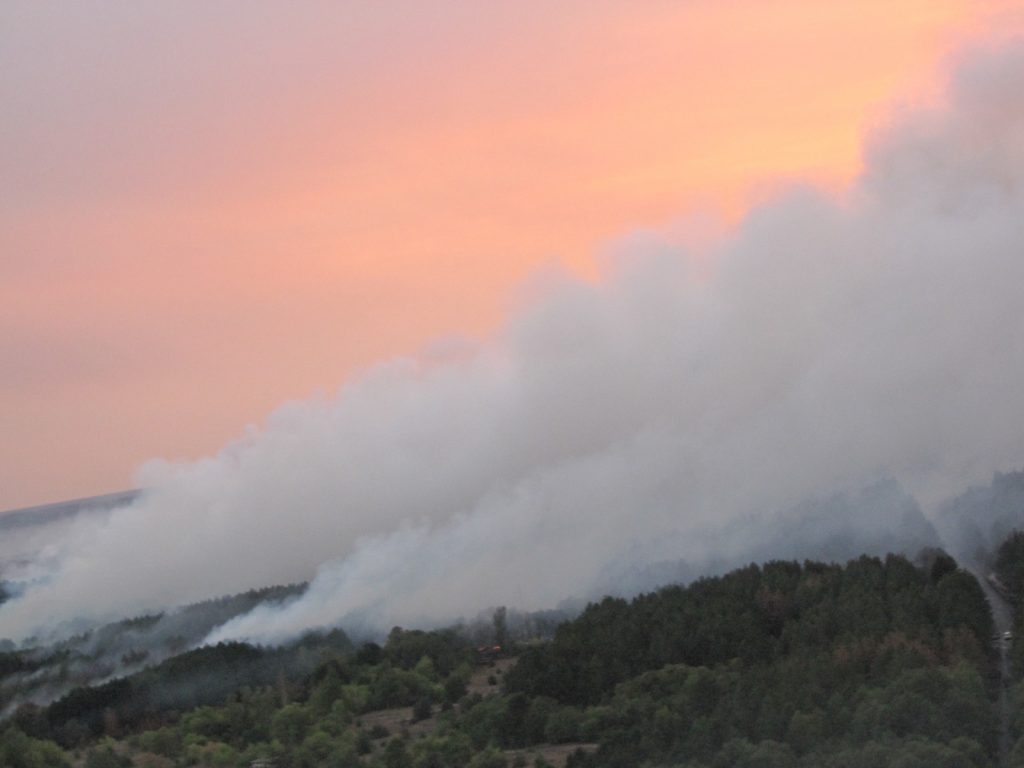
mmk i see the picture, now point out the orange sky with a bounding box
[1,0,1020,510]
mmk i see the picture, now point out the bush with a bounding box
[0,727,69,768]
[469,746,508,768]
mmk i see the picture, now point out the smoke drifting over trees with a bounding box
[3,38,1024,645]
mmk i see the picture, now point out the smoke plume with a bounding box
[3,39,1024,644]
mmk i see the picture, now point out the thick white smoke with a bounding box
[3,39,1024,644]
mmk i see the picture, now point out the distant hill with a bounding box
[0,491,141,599]
[0,490,140,531]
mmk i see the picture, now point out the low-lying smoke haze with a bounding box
[0,492,136,593]
[3,39,1024,645]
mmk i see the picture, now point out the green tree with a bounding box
[0,727,69,768]
[270,702,311,746]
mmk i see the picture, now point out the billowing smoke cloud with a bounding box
[3,39,1024,644]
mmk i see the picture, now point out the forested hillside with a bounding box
[507,554,995,767]
[0,551,1003,768]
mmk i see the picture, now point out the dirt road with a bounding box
[970,567,1013,765]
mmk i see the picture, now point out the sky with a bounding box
[2,0,1023,511]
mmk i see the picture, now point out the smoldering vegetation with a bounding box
[2,468,1024,722]
[0,584,303,717]
[7,553,1004,766]
[0,590,566,718]
[3,38,1024,655]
